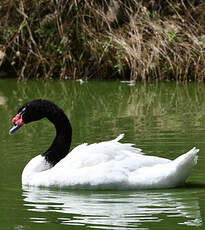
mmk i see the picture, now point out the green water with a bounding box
[1,79,205,230]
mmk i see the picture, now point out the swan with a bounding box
[9,99,199,189]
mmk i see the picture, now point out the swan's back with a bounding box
[56,134,171,171]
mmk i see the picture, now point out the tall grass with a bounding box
[0,0,205,81]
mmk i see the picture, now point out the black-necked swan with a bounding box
[9,99,199,189]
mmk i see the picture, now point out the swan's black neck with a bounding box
[12,99,72,166]
[40,102,72,166]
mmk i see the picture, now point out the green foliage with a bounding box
[167,30,178,42]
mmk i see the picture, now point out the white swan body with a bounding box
[22,134,199,189]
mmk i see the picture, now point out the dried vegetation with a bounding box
[0,0,205,81]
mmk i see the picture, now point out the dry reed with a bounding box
[0,0,205,81]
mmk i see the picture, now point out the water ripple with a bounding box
[22,187,202,229]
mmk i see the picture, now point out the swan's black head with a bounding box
[9,99,61,134]
[10,99,72,165]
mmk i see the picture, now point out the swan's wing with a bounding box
[55,134,170,171]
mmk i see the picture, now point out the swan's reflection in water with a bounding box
[22,186,202,229]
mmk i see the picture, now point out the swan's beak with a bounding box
[9,125,23,135]
[9,113,24,135]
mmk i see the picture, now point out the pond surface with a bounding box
[1,79,205,230]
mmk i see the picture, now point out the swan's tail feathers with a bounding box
[170,147,199,187]
[189,147,199,166]
[175,147,199,166]
[113,134,125,142]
